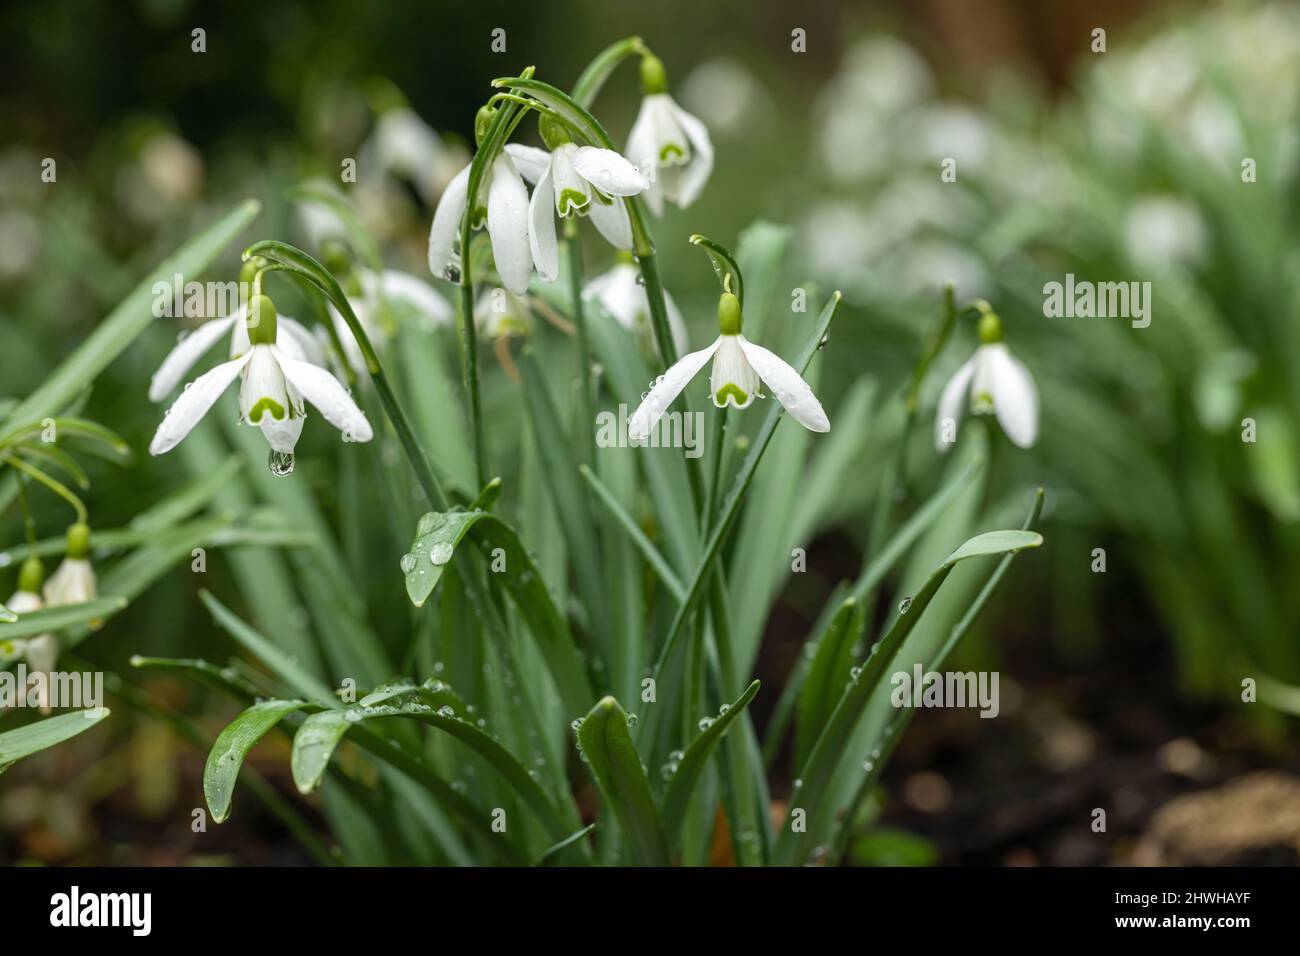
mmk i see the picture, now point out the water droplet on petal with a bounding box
[268,449,294,477]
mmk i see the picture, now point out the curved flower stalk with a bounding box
[328,268,453,372]
[934,308,1038,451]
[504,136,649,280]
[628,291,829,440]
[428,146,533,294]
[149,295,373,468]
[584,252,688,355]
[626,53,714,215]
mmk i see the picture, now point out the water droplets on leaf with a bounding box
[898,596,913,614]
[399,553,417,575]
[428,542,454,566]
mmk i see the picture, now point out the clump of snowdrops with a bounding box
[1,38,1044,865]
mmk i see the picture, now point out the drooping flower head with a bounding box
[628,292,829,440]
[584,251,689,356]
[934,309,1038,451]
[625,53,714,216]
[428,105,533,294]
[3,555,57,712]
[150,257,325,403]
[150,295,373,469]
[504,114,649,283]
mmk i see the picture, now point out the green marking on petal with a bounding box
[971,391,994,415]
[558,188,589,217]
[715,384,749,406]
[472,205,488,229]
[247,397,286,423]
[659,143,686,162]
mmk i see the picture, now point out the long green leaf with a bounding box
[0,708,110,772]
[772,528,1043,866]
[204,699,306,823]
[0,597,126,641]
[659,679,761,852]
[577,696,668,866]
[794,600,864,769]
[1,200,260,431]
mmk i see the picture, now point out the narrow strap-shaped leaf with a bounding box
[205,699,307,823]
[403,510,486,608]
[129,655,263,700]
[130,458,243,532]
[659,679,761,853]
[794,600,864,769]
[537,823,596,865]
[829,489,1046,861]
[772,528,1043,866]
[0,602,14,624]
[0,417,132,462]
[402,507,593,712]
[290,711,354,794]
[1,200,260,432]
[521,352,611,649]
[579,463,686,601]
[0,708,110,772]
[649,292,842,682]
[0,597,126,640]
[200,590,338,703]
[577,696,669,866]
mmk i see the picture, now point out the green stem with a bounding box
[564,220,596,466]
[4,454,87,523]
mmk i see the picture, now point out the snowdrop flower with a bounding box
[44,524,96,608]
[503,120,649,282]
[3,557,57,711]
[150,296,373,464]
[328,268,453,371]
[428,112,532,294]
[625,54,713,216]
[150,260,324,402]
[364,106,463,205]
[628,292,829,440]
[935,311,1038,451]
[584,252,688,355]
[474,287,533,341]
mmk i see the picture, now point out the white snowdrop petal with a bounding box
[278,317,325,366]
[148,314,238,402]
[670,99,714,208]
[529,165,560,281]
[625,98,660,181]
[738,336,830,430]
[935,357,976,452]
[664,289,690,357]
[149,354,249,455]
[987,343,1039,448]
[586,194,634,250]
[628,338,722,440]
[487,154,533,295]
[503,144,551,184]
[274,348,374,443]
[428,164,470,282]
[572,146,650,197]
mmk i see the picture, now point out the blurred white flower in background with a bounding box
[1124,196,1207,272]
[584,256,689,355]
[678,57,771,137]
